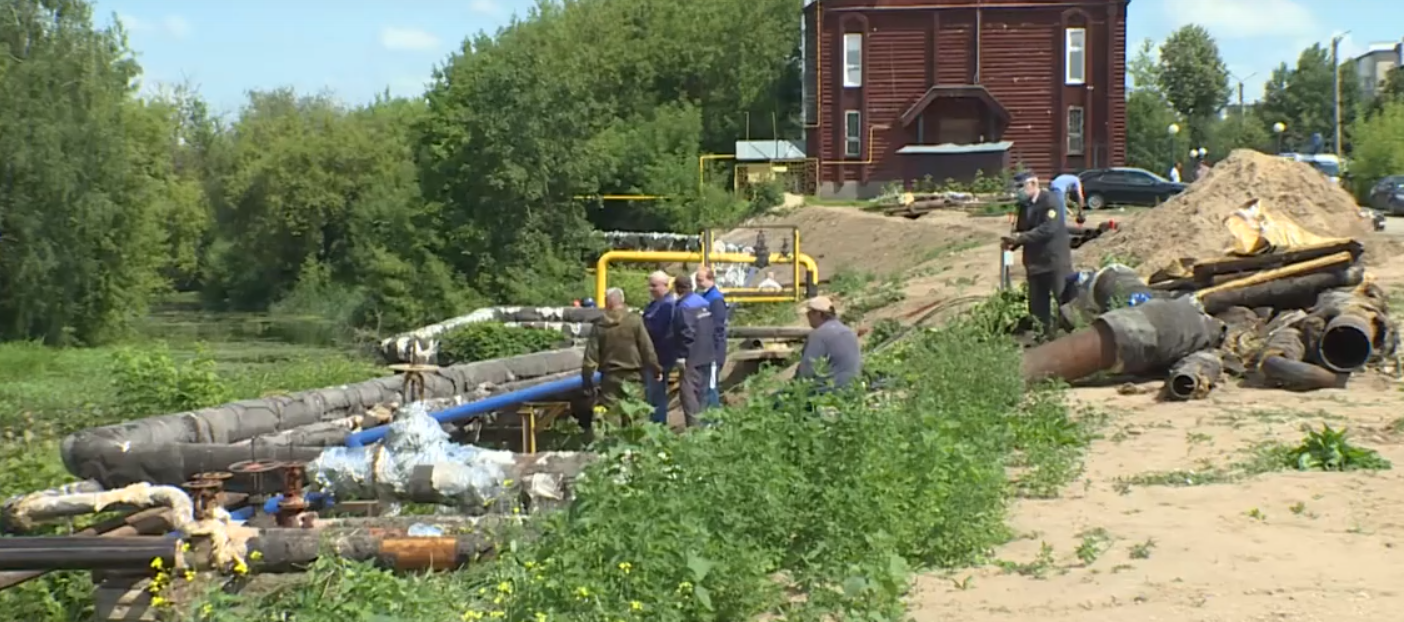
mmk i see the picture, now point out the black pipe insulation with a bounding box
[1200,265,1363,315]
[60,349,586,490]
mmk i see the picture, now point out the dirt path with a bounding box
[906,380,1404,621]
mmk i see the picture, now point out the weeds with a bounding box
[437,322,566,365]
[1075,528,1113,566]
[1284,424,1392,471]
[1128,538,1156,560]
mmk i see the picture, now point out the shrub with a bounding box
[109,343,231,417]
[437,322,567,365]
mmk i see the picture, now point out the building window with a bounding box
[844,110,861,157]
[1067,106,1085,155]
[843,33,863,88]
[1065,27,1086,85]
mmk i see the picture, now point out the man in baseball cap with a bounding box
[1003,171,1072,340]
[796,296,862,391]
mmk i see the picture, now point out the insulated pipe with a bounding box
[595,250,820,303]
[1164,351,1223,401]
[1022,320,1118,383]
[344,373,600,448]
[1023,298,1222,384]
[245,529,500,573]
[1318,312,1377,373]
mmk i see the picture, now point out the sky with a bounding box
[95,0,1399,116]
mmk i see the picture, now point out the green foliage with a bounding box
[958,286,1030,337]
[1156,26,1231,144]
[1258,45,1361,152]
[437,323,566,365]
[198,308,1091,621]
[109,344,232,417]
[1125,39,1184,173]
[0,0,167,344]
[1284,424,1392,471]
[1348,101,1404,199]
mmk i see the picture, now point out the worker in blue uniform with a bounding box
[694,266,728,409]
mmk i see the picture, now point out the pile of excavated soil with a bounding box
[725,205,1004,280]
[1078,149,1400,272]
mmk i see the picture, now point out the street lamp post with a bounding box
[1167,123,1180,175]
[1273,122,1286,153]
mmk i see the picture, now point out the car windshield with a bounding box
[1309,161,1340,177]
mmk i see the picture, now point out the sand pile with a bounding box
[1078,149,1398,273]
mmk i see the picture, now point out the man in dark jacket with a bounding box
[641,271,676,424]
[671,273,715,428]
[581,287,661,432]
[695,266,728,409]
[1003,171,1073,340]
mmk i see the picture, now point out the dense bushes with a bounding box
[437,323,568,365]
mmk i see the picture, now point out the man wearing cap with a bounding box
[796,296,862,391]
[695,266,728,409]
[1003,171,1072,340]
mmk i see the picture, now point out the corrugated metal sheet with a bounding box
[736,140,808,161]
[866,12,929,182]
[937,17,972,85]
[1110,2,1128,166]
[896,141,1013,154]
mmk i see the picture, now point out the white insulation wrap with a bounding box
[309,402,517,511]
[379,307,603,363]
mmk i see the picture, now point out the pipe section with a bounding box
[0,537,178,571]
[344,373,599,448]
[1021,320,1117,384]
[0,508,173,590]
[595,250,820,304]
[1317,312,1376,373]
[1261,356,1348,391]
[1024,298,1222,384]
[1164,351,1223,401]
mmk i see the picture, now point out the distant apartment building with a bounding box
[1356,41,1403,99]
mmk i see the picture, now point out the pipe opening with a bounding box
[1319,324,1373,372]
[1167,374,1199,400]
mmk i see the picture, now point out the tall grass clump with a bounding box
[199,294,1090,621]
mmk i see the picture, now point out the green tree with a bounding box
[1364,66,1404,118]
[1257,44,1361,153]
[1156,25,1231,146]
[0,0,167,344]
[1347,101,1404,198]
[1125,39,1181,174]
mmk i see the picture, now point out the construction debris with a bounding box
[1029,151,1401,401]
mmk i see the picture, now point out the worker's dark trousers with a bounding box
[1026,269,1067,340]
[678,364,707,427]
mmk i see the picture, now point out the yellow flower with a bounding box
[497,581,513,594]
[535,613,549,622]
[593,405,607,415]
[462,611,485,621]
[183,570,196,582]
[150,596,167,607]
[630,601,644,611]
[492,596,503,605]
[503,479,514,487]
[617,561,632,574]
[200,603,214,617]
[523,561,537,570]
[249,550,263,561]
[676,581,693,594]
[181,542,192,553]
[575,586,592,599]
[232,560,249,575]
[149,557,164,570]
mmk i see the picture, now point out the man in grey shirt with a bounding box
[796,296,862,391]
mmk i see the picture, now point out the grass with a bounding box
[2,292,1101,621]
[0,307,385,621]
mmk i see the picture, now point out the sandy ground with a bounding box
[751,201,1404,621]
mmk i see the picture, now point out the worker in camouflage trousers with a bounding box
[581,287,661,436]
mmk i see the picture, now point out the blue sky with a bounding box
[95,0,1398,116]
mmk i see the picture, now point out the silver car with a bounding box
[1369,175,1404,216]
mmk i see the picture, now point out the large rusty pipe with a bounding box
[246,529,502,573]
[1318,312,1376,373]
[1021,320,1117,383]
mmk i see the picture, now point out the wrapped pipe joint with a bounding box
[1163,350,1223,401]
[1024,298,1223,384]
[1317,311,1377,373]
[1257,326,1347,391]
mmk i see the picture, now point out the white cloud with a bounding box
[380,27,441,51]
[162,16,192,40]
[469,0,501,15]
[117,13,192,39]
[1162,0,1316,39]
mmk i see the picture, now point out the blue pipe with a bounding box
[343,373,597,448]
[261,491,333,515]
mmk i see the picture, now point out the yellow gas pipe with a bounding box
[595,250,820,304]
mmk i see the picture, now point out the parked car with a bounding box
[1368,175,1404,216]
[1077,167,1187,209]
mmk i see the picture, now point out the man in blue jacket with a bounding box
[694,266,728,409]
[641,271,676,424]
[671,273,714,428]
